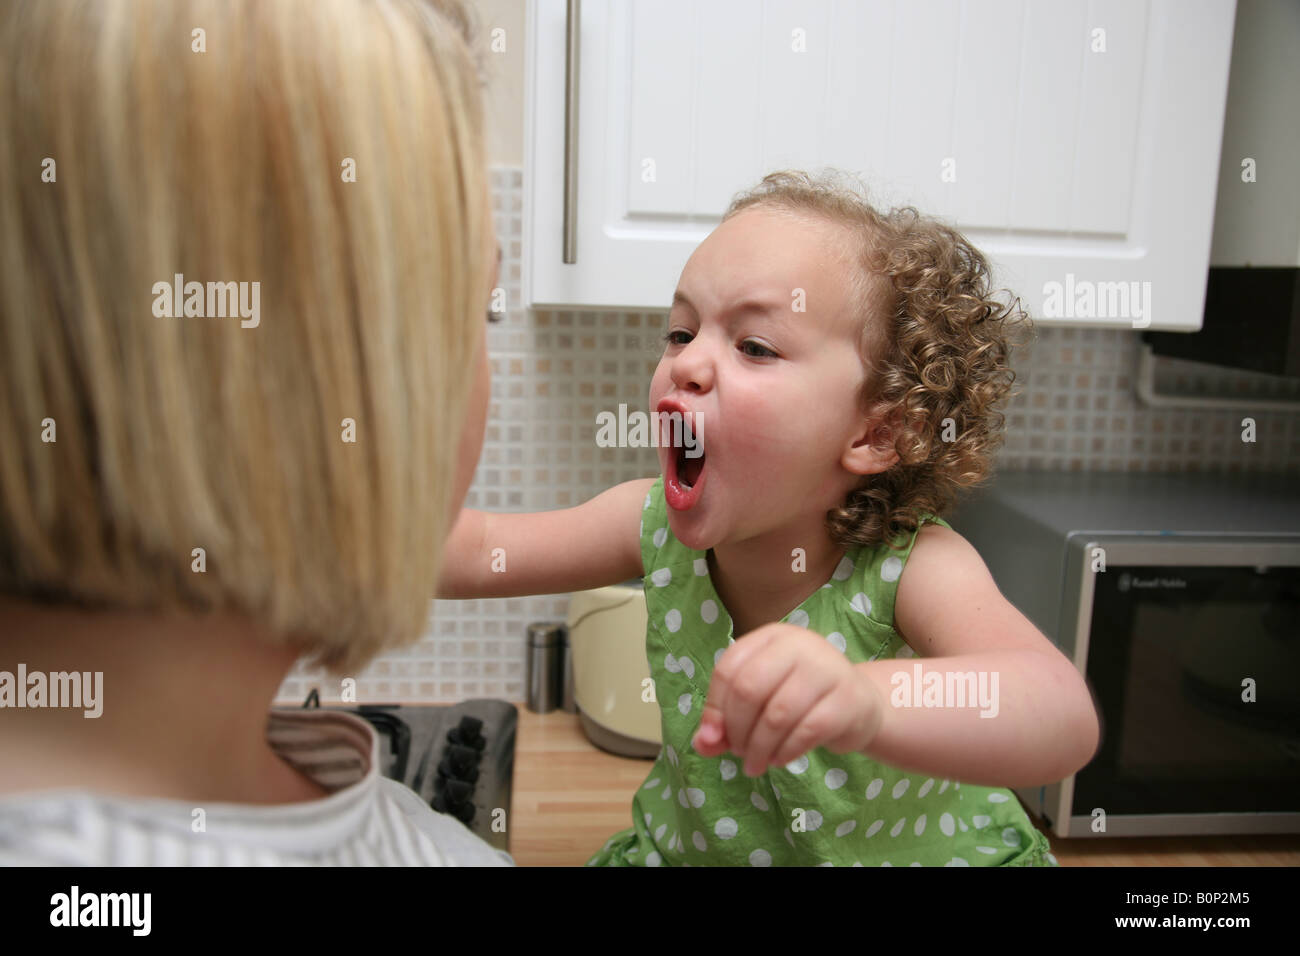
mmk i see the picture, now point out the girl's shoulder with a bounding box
[842,512,951,628]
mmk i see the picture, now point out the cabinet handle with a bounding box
[562,0,581,264]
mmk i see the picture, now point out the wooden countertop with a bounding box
[509,708,1300,867]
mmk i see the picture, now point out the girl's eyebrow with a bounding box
[671,289,784,323]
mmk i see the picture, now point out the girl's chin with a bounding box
[664,508,719,552]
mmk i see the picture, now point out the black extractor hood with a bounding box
[1142,267,1300,379]
[1140,2,1300,382]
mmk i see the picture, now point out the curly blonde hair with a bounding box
[722,170,1034,551]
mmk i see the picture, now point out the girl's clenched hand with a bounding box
[690,622,885,776]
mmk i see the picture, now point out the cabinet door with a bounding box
[525,0,1235,330]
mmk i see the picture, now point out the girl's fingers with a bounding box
[742,666,837,776]
[768,688,851,767]
[693,626,781,755]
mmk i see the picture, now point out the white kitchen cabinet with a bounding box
[525,0,1236,330]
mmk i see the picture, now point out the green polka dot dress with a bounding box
[584,476,1058,867]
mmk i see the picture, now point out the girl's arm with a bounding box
[857,523,1102,789]
[436,477,656,599]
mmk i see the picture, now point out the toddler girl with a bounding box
[442,169,1099,866]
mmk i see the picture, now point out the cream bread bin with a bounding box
[566,580,661,757]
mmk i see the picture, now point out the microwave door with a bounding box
[1044,536,1300,838]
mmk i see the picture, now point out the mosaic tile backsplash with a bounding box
[275,165,1300,706]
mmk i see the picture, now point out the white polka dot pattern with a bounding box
[584,478,1057,868]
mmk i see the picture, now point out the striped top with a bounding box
[0,709,516,866]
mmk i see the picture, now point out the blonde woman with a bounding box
[0,0,510,865]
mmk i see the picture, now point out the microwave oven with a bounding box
[950,470,1299,838]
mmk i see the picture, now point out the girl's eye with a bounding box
[662,330,776,358]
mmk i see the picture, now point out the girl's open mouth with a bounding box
[665,418,707,511]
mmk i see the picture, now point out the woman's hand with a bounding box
[690,622,886,776]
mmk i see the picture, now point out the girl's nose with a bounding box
[670,335,714,393]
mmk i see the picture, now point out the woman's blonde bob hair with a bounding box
[0,0,491,674]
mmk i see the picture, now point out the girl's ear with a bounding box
[841,409,901,476]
